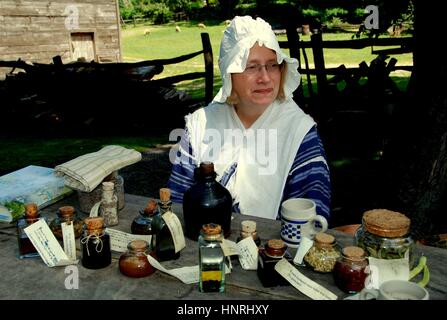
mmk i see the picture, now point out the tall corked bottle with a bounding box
[152,188,180,261]
[99,181,119,226]
[183,162,232,240]
[17,203,42,259]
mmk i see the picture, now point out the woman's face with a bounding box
[231,43,281,110]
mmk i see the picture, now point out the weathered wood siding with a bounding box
[0,0,121,67]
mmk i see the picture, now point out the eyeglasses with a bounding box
[244,62,282,75]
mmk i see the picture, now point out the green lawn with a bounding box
[122,21,413,98]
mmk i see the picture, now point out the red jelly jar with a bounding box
[333,246,368,293]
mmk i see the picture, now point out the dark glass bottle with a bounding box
[81,217,112,269]
[257,239,292,287]
[49,206,83,240]
[152,188,180,261]
[17,203,41,259]
[198,223,225,293]
[119,240,156,278]
[131,199,159,235]
[183,162,232,240]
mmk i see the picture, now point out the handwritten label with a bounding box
[237,237,258,270]
[221,239,240,257]
[24,219,77,267]
[106,228,151,252]
[146,254,199,284]
[162,211,185,253]
[275,258,338,300]
[367,256,409,289]
[62,222,77,261]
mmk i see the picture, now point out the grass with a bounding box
[0,135,169,176]
[121,21,413,99]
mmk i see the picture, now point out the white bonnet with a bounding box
[213,15,301,103]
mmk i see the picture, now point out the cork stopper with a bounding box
[363,209,410,237]
[143,199,158,215]
[199,162,215,175]
[59,206,75,217]
[202,223,222,235]
[265,239,286,258]
[128,240,149,251]
[343,246,365,261]
[102,181,114,191]
[84,217,105,234]
[315,233,335,245]
[241,220,256,233]
[159,188,171,202]
[24,203,39,218]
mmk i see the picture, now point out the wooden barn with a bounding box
[0,0,122,76]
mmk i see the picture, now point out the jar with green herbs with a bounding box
[355,209,415,267]
[304,233,341,273]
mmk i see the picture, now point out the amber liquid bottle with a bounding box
[183,162,232,241]
[17,203,41,259]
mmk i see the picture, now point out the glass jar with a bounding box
[304,232,341,273]
[183,162,233,240]
[236,220,261,246]
[80,217,112,269]
[17,203,42,259]
[131,199,159,235]
[198,223,225,293]
[257,239,292,287]
[49,206,84,239]
[333,246,369,293]
[355,209,415,267]
[99,181,119,227]
[119,240,156,278]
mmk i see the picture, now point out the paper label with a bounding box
[221,239,240,257]
[237,237,258,270]
[24,219,77,267]
[62,222,77,261]
[293,237,314,265]
[146,254,199,284]
[275,258,338,300]
[367,256,410,289]
[89,201,101,217]
[162,211,186,253]
[106,228,151,252]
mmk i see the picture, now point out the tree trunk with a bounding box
[384,0,447,240]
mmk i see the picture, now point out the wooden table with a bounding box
[1,193,446,300]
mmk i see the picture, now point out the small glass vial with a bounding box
[236,220,261,246]
[81,216,112,269]
[119,240,156,278]
[17,203,42,259]
[49,206,83,240]
[355,209,415,267]
[152,188,180,261]
[333,246,369,293]
[198,223,225,293]
[99,181,119,226]
[257,239,292,287]
[304,233,341,273]
[131,199,159,235]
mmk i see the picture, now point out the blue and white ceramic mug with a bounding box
[280,198,328,248]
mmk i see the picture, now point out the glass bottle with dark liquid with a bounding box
[183,162,232,240]
[257,239,292,287]
[17,203,42,259]
[80,216,112,269]
[131,199,159,236]
[151,188,180,261]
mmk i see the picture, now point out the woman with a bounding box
[167,16,331,221]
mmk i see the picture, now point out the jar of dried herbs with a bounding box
[355,209,414,267]
[304,233,341,273]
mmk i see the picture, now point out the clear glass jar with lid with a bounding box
[304,232,342,273]
[49,205,84,239]
[333,246,369,293]
[355,209,415,266]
